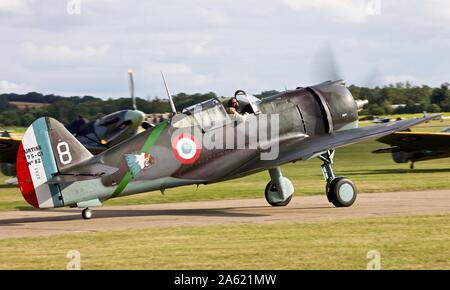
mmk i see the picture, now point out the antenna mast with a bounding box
[161,72,177,114]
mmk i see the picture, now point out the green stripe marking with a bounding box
[112,171,133,198]
[111,121,169,198]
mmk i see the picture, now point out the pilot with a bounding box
[226,97,248,122]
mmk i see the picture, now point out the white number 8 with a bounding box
[57,142,72,165]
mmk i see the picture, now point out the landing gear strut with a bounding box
[264,167,294,207]
[319,150,357,208]
[82,208,93,220]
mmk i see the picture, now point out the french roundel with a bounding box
[172,133,201,165]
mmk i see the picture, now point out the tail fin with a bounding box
[16,117,93,208]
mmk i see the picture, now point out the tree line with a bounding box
[0,82,449,127]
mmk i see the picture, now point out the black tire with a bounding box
[82,208,93,220]
[327,177,357,208]
[325,181,335,203]
[265,181,293,207]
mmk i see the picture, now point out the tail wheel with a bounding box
[326,177,357,208]
[82,208,93,220]
[265,180,293,207]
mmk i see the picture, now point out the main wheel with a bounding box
[326,177,357,208]
[82,208,93,220]
[265,180,293,207]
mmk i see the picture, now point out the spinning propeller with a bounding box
[309,43,373,110]
[96,69,148,146]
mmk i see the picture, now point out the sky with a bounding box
[0,0,450,99]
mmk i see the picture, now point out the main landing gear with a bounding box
[82,208,93,220]
[319,150,357,207]
[264,167,294,207]
[264,150,357,208]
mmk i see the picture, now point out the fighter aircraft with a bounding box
[0,70,147,178]
[373,126,450,169]
[0,130,20,177]
[372,116,391,124]
[16,80,437,219]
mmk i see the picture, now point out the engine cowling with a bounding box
[308,80,359,132]
[392,152,414,164]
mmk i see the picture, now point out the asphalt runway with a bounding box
[0,190,449,239]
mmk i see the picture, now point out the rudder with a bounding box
[16,117,93,208]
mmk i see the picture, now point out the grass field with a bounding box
[360,112,450,120]
[0,214,448,270]
[1,118,449,211]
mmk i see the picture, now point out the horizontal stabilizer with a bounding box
[47,164,119,184]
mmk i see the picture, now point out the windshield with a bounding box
[235,91,261,114]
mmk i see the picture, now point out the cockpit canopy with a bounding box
[171,91,261,130]
[235,90,261,115]
[172,98,230,130]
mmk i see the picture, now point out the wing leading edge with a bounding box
[278,115,440,163]
[232,115,440,175]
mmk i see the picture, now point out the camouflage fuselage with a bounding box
[59,81,359,207]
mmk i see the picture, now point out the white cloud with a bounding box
[282,0,373,23]
[0,80,32,94]
[196,7,227,26]
[142,62,192,75]
[0,1,449,98]
[141,62,209,86]
[0,0,32,14]
[21,42,111,65]
[424,0,450,24]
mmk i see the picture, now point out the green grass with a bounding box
[0,127,26,134]
[0,214,448,270]
[1,119,449,211]
[360,112,450,120]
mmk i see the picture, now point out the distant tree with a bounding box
[382,100,395,115]
[431,83,449,106]
[0,95,12,110]
[0,110,21,126]
[426,104,441,113]
[0,83,449,127]
[369,105,385,116]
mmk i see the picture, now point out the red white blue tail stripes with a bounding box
[16,117,63,208]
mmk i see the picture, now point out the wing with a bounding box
[376,131,450,152]
[373,146,399,154]
[232,115,439,175]
[0,137,21,163]
[278,116,439,163]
